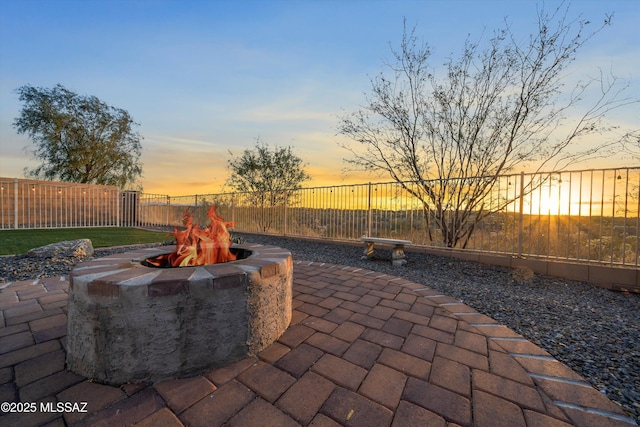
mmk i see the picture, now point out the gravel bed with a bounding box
[1,234,638,422]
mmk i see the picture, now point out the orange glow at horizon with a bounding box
[141,166,377,197]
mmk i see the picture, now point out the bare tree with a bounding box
[338,5,639,248]
[620,131,640,160]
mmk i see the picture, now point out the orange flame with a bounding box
[147,206,237,267]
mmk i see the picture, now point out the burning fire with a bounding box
[147,206,237,267]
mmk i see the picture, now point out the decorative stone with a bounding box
[27,239,94,258]
[66,243,292,385]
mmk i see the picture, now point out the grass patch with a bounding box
[0,227,172,256]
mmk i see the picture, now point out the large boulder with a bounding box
[27,239,94,258]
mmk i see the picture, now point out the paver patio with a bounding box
[0,260,636,426]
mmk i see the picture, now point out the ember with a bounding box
[147,206,236,267]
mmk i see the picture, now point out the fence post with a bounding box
[518,171,524,257]
[231,193,235,224]
[283,190,288,236]
[13,178,18,229]
[367,182,372,237]
[166,195,170,227]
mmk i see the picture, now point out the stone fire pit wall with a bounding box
[66,244,292,385]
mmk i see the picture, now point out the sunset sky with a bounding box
[1,0,638,196]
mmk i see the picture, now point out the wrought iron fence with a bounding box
[135,167,639,268]
[2,167,638,267]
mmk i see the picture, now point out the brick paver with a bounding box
[392,400,446,427]
[237,361,296,403]
[134,407,183,427]
[153,376,217,414]
[429,356,471,397]
[403,377,472,426]
[311,354,368,391]
[275,343,324,378]
[57,381,126,424]
[0,261,636,426]
[320,387,393,427]
[358,363,407,409]
[276,372,335,425]
[342,339,382,369]
[226,397,298,427]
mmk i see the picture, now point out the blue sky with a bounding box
[1,0,638,195]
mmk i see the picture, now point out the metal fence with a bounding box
[135,167,640,268]
[2,167,638,267]
[0,178,124,229]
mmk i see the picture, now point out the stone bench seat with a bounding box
[361,237,412,266]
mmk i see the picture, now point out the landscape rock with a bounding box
[27,238,94,258]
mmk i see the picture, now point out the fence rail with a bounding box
[2,167,639,268]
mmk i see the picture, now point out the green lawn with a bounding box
[0,227,172,256]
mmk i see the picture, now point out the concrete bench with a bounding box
[361,237,412,266]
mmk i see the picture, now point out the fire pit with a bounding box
[66,208,292,385]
